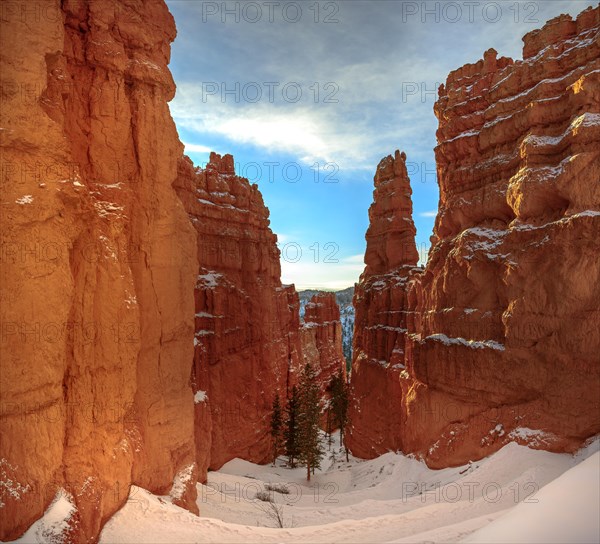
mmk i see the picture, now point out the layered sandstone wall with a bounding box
[0,0,198,540]
[175,155,347,478]
[0,1,348,537]
[349,6,600,466]
[175,154,304,480]
[346,151,422,458]
[300,292,347,418]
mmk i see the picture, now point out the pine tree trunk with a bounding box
[307,462,311,481]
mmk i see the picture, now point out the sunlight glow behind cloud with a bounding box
[171,89,379,170]
[167,0,591,290]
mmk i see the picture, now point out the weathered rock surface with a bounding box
[299,287,355,369]
[175,155,347,478]
[0,1,348,536]
[5,1,597,540]
[346,151,422,458]
[174,153,304,480]
[0,0,198,540]
[349,6,600,466]
[300,293,347,414]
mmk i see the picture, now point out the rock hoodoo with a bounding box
[349,6,600,466]
[346,151,422,458]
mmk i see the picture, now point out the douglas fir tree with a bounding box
[330,369,350,461]
[298,363,324,481]
[269,394,283,465]
[284,385,301,468]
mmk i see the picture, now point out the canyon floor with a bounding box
[15,433,599,543]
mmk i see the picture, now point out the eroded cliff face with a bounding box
[175,154,304,481]
[0,0,198,540]
[1,1,348,537]
[346,151,422,458]
[175,155,347,478]
[349,6,600,466]
[300,292,347,420]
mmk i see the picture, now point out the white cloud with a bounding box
[171,90,379,170]
[170,46,443,172]
[182,142,214,154]
[211,111,334,163]
[419,210,438,218]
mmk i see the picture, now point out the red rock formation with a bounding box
[300,292,347,419]
[174,154,304,481]
[346,151,422,458]
[349,6,600,466]
[1,0,348,533]
[0,0,198,540]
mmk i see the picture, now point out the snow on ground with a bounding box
[99,434,599,543]
[15,490,76,543]
[464,450,600,544]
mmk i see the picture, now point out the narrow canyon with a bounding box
[0,1,598,542]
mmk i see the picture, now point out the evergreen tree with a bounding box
[284,385,301,468]
[269,395,284,465]
[330,369,351,461]
[297,363,324,481]
[326,404,334,451]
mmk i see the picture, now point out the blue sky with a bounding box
[166,0,591,290]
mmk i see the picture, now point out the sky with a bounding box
[165,0,591,290]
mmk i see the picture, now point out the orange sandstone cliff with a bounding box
[175,155,346,480]
[0,0,198,540]
[0,0,347,536]
[301,292,347,417]
[349,6,600,466]
[346,151,422,458]
[174,153,304,480]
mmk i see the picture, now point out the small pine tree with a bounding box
[270,395,284,465]
[284,385,301,468]
[297,363,325,481]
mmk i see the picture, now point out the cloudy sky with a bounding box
[166,0,591,290]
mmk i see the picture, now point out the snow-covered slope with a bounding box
[463,450,600,544]
[96,435,599,543]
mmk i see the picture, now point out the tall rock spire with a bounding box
[346,150,421,458]
[364,150,419,275]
